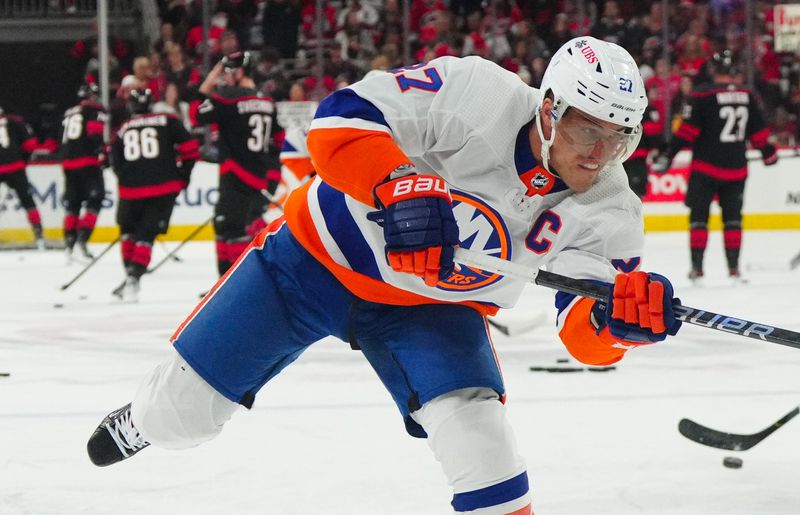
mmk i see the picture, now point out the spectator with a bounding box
[152,82,192,132]
[263,0,303,60]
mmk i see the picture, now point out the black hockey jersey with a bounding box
[195,86,280,190]
[59,100,107,171]
[629,104,663,161]
[0,113,37,175]
[672,82,776,180]
[111,113,200,199]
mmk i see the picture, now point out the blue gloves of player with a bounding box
[366,173,459,286]
[592,271,682,343]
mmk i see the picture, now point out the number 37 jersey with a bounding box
[286,56,644,315]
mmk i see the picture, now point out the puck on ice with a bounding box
[723,457,743,469]
[53,303,64,309]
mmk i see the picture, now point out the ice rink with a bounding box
[1,230,799,515]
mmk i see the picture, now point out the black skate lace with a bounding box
[106,409,148,457]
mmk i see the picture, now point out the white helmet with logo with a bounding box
[536,36,647,168]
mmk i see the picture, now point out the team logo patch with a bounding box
[531,172,549,190]
[438,191,511,292]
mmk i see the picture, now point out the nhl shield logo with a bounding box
[530,172,549,190]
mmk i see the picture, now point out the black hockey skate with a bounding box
[87,403,150,466]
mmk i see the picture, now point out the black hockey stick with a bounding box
[453,248,800,351]
[678,405,800,451]
[147,216,213,274]
[60,236,121,291]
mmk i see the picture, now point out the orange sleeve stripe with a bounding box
[281,157,316,180]
[284,182,497,317]
[306,127,413,207]
[558,298,627,366]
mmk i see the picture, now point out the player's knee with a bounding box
[412,388,530,514]
[131,350,238,449]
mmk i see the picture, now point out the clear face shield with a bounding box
[556,108,639,162]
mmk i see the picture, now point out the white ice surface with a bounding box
[1,231,799,515]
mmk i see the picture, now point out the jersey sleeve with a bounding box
[548,178,647,365]
[195,95,225,125]
[745,93,773,154]
[86,108,107,155]
[307,56,500,206]
[12,117,38,157]
[170,117,200,177]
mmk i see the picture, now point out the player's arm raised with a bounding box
[307,63,459,286]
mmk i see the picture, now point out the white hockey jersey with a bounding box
[286,56,644,356]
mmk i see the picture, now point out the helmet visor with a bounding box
[557,108,638,161]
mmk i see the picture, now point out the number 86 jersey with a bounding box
[286,55,644,316]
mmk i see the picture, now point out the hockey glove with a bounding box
[366,174,459,287]
[591,271,682,344]
[761,144,778,166]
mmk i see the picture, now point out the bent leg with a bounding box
[413,388,531,515]
[132,349,239,449]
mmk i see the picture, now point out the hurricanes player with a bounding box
[109,88,199,301]
[195,51,282,275]
[0,107,45,248]
[89,38,683,514]
[59,83,108,260]
[653,50,778,282]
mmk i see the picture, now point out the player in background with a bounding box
[109,88,199,301]
[653,50,778,282]
[59,83,108,260]
[88,38,683,514]
[0,107,45,249]
[624,103,663,199]
[195,51,282,276]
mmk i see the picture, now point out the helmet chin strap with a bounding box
[535,108,557,175]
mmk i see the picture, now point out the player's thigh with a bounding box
[353,303,502,437]
[5,172,34,204]
[82,168,105,210]
[172,225,355,406]
[685,172,716,217]
[62,173,83,213]
[718,179,745,222]
[116,199,141,233]
[135,195,176,240]
[214,174,251,234]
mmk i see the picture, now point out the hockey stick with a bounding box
[156,238,183,263]
[147,216,213,274]
[453,248,800,351]
[678,405,800,451]
[60,236,121,291]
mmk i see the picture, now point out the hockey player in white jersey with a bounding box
[87,37,682,515]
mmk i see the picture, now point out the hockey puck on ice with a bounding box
[79,295,88,300]
[723,457,743,469]
[556,358,570,364]
[0,372,10,377]
[53,303,64,309]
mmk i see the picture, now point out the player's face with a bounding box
[550,107,629,193]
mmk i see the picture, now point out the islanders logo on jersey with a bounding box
[438,190,511,292]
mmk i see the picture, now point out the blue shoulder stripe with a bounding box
[314,89,390,128]
[281,139,298,152]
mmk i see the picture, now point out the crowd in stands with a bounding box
[65,0,800,146]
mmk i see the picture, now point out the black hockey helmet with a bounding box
[221,51,253,77]
[77,82,100,100]
[128,88,152,114]
[710,50,740,76]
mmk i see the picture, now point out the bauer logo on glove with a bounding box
[367,172,459,287]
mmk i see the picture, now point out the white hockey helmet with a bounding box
[536,36,647,167]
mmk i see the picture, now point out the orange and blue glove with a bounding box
[367,173,459,287]
[592,271,682,343]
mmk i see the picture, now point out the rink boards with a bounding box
[1,149,799,242]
